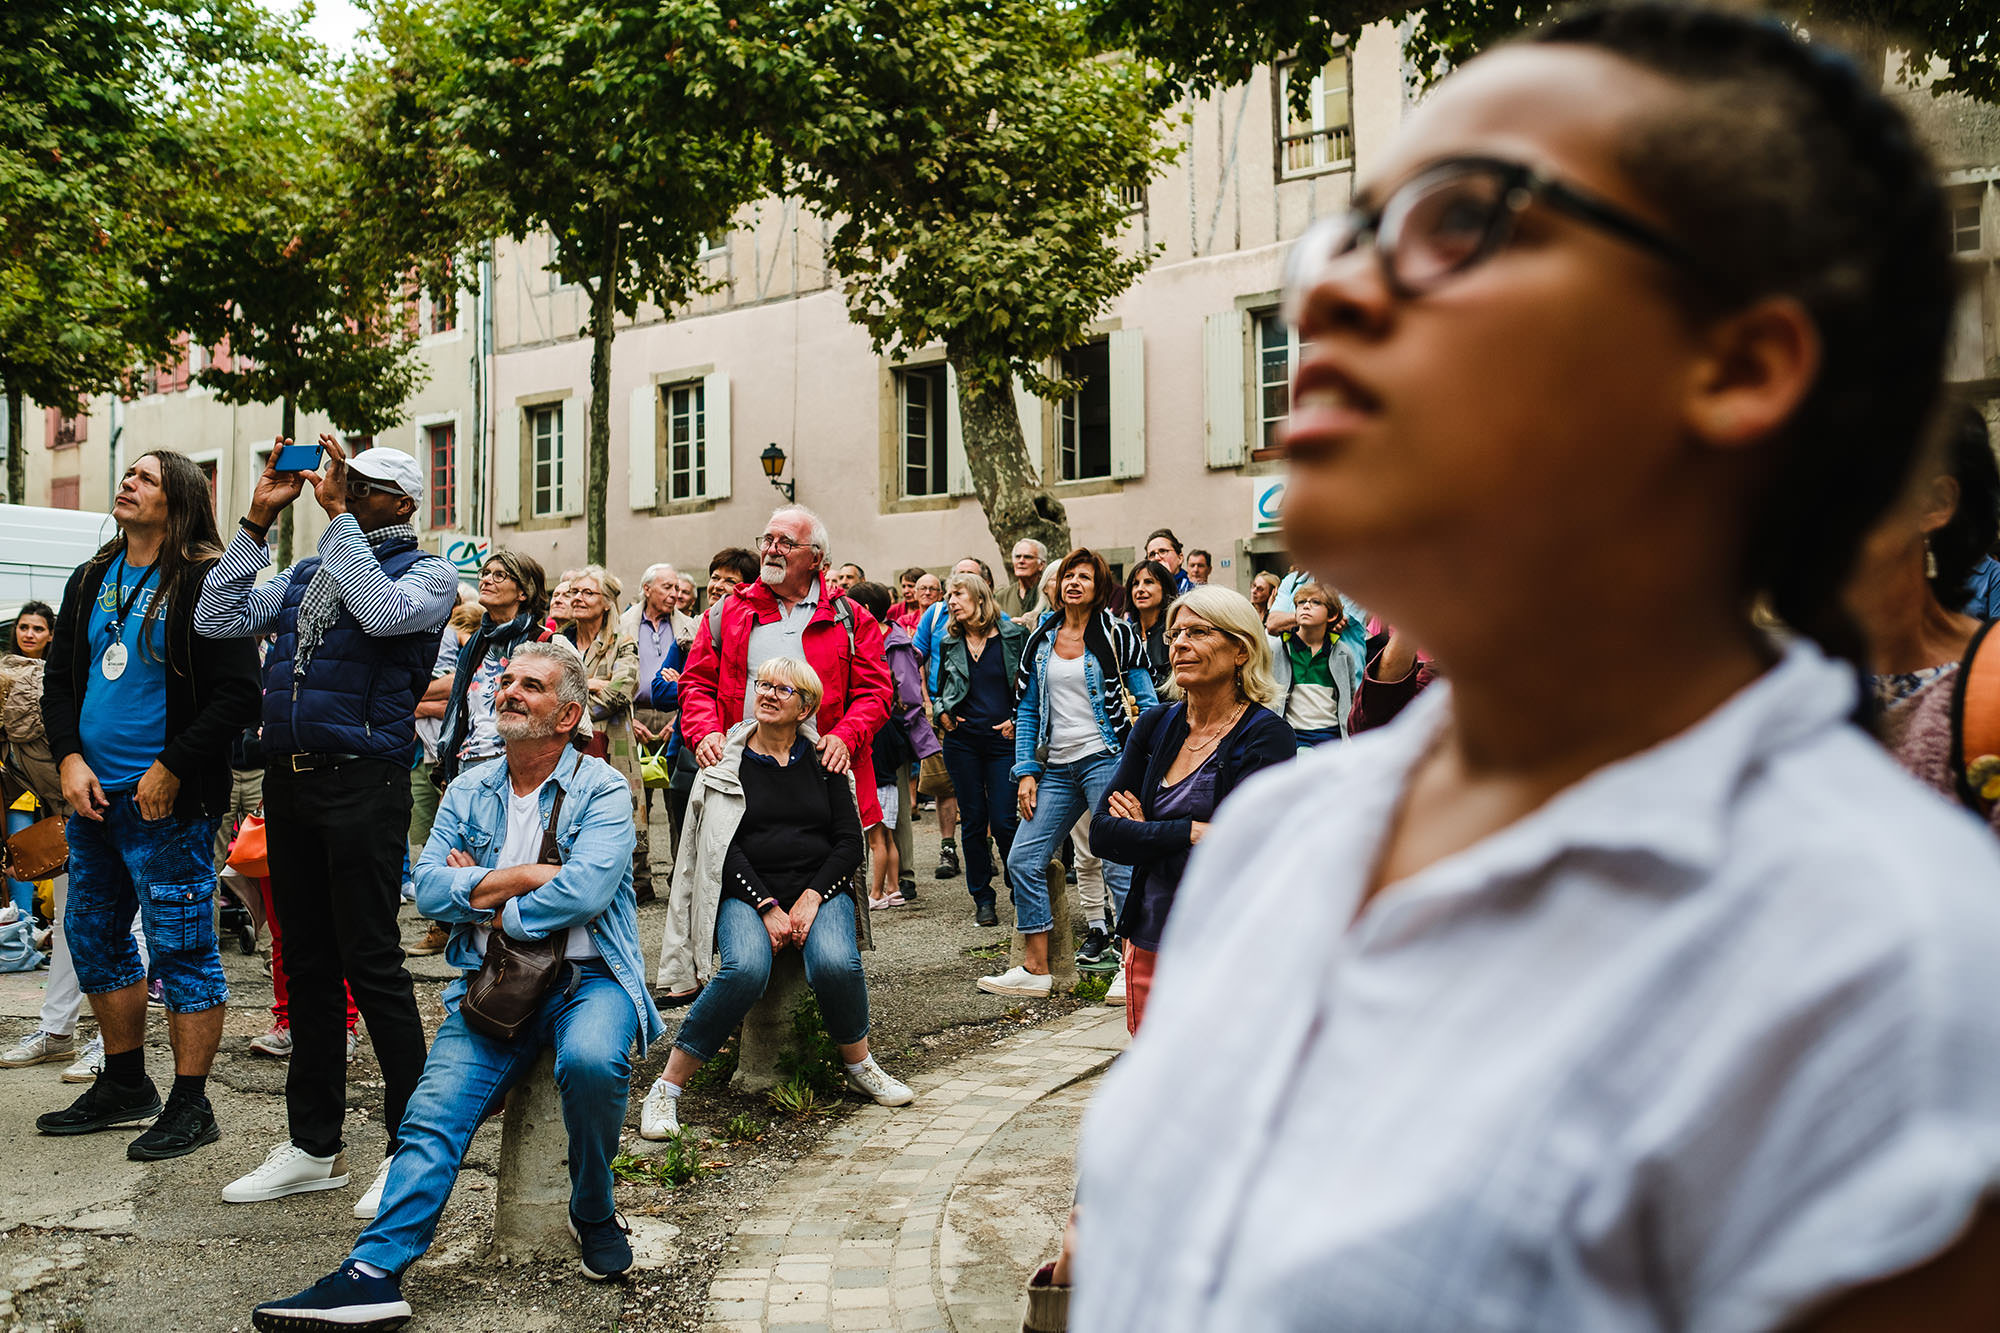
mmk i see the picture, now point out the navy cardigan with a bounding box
[1090,700,1296,950]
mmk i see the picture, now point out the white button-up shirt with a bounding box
[1076,641,2000,1333]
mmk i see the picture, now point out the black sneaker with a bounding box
[936,842,961,879]
[1076,924,1112,966]
[253,1261,411,1331]
[898,872,917,902]
[128,1093,221,1161]
[569,1206,633,1280]
[36,1075,161,1136]
[975,898,999,928]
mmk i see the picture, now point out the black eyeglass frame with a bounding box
[1284,154,1700,315]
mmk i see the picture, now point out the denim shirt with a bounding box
[415,745,665,1053]
[1012,612,1159,780]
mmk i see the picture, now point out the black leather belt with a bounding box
[283,752,365,772]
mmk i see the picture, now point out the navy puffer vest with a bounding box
[260,536,440,760]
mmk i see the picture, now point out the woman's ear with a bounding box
[1917,473,1962,537]
[1683,295,1821,452]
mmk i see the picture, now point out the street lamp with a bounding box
[760,442,795,502]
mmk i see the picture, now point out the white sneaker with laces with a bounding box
[1105,965,1127,1007]
[0,1029,75,1068]
[353,1155,393,1220]
[977,964,1053,998]
[63,1034,105,1083]
[639,1079,681,1141]
[844,1058,915,1107]
[222,1141,349,1203]
[249,1025,293,1058]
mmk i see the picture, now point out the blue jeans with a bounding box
[1003,750,1130,936]
[65,796,226,1013]
[350,959,637,1276]
[675,894,869,1061]
[941,727,1018,900]
[6,806,34,914]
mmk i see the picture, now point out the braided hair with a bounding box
[1533,5,1957,670]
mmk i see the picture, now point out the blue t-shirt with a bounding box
[79,554,169,791]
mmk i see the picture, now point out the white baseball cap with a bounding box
[347,447,425,504]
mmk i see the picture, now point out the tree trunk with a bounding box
[949,355,1071,560]
[585,211,622,567]
[5,388,24,505]
[278,396,297,566]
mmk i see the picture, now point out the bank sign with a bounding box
[426,532,492,580]
[1253,478,1285,533]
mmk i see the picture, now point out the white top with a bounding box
[473,778,599,961]
[744,582,819,717]
[1045,649,1104,764]
[1076,640,2000,1333]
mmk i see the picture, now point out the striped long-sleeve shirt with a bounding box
[194,513,459,642]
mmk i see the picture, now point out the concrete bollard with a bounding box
[491,1048,573,1262]
[730,948,809,1095]
[1008,858,1077,990]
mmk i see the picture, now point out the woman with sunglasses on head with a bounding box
[1073,8,2000,1330]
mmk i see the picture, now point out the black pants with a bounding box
[264,757,429,1157]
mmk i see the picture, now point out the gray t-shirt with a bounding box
[743,583,820,716]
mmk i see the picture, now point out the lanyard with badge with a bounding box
[100,555,157,681]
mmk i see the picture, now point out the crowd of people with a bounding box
[4,6,2000,1329]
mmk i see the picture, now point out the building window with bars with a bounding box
[529,404,564,516]
[1057,340,1113,482]
[1277,53,1354,180]
[665,381,708,502]
[427,422,456,527]
[898,366,951,498]
[1255,311,1301,457]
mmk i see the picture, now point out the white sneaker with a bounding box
[353,1155,393,1220]
[977,965,1053,998]
[1105,966,1127,1007]
[222,1141,349,1203]
[639,1079,681,1141]
[844,1058,914,1107]
[0,1029,75,1067]
[249,1025,293,1058]
[63,1034,105,1083]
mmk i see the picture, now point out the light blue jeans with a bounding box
[674,894,869,1061]
[350,959,637,1276]
[5,807,34,915]
[1003,750,1130,935]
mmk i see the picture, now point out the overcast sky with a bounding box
[275,0,372,57]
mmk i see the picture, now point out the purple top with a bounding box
[632,609,675,708]
[884,625,942,762]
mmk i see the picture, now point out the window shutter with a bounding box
[495,411,521,524]
[701,371,731,500]
[945,364,975,497]
[1012,375,1042,479]
[1204,311,1248,468]
[1108,328,1146,479]
[559,396,585,517]
[628,384,658,510]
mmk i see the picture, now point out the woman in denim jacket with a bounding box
[978,549,1156,998]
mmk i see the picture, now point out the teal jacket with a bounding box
[934,616,1030,720]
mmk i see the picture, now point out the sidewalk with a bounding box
[703,1005,1128,1333]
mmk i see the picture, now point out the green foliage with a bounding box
[767,1075,835,1119]
[776,992,846,1096]
[611,1134,708,1188]
[1072,972,1112,1004]
[963,941,1009,962]
[721,1112,767,1143]
[683,1035,738,1094]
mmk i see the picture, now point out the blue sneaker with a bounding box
[252,1261,412,1331]
[568,1206,633,1281]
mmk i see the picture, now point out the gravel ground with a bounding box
[3,803,1097,1333]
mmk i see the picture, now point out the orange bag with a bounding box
[226,814,270,879]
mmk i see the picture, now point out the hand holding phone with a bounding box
[271,441,325,473]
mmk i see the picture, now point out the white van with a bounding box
[0,503,116,641]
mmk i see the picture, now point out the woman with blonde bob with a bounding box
[1090,586,1295,1026]
[642,657,913,1140]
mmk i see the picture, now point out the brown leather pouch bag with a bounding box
[460,788,567,1042]
[4,814,67,882]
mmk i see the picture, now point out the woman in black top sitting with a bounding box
[1092,586,1296,1033]
[1124,560,1176,690]
[934,573,1030,924]
[640,656,913,1140]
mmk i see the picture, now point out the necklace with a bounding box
[1182,701,1247,756]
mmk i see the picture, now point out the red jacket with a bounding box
[679,575,893,825]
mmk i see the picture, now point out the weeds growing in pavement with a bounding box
[768,1075,835,1118]
[1072,973,1111,1003]
[684,1035,738,1093]
[777,993,846,1095]
[963,941,1008,962]
[612,1133,708,1188]
[722,1112,766,1142]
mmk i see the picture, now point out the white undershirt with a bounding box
[472,779,599,960]
[1045,650,1104,764]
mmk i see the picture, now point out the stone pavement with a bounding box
[702,1004,1128,1333]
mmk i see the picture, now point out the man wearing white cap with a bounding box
[196,434,457,1216]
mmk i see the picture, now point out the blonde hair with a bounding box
[1161,586,1277,705]
[944,573,1001,635]
[756,655,824,716]
[571,564,622,602]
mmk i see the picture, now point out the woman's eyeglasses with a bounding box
[1282,155,1697,320]
[754,679,799,699]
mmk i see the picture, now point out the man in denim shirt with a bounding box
[252,643,662,1330]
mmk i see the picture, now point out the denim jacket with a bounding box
[415,745,665,1053]
[1012,610,1159,780]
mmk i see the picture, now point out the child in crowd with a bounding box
[1268,582,1366,746]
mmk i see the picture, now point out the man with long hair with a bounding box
[35,451,261,1160]
[197,434,458,1217]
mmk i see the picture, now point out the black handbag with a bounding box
[460,787,567,1041]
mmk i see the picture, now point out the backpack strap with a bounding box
[1948,618,2000,813]
[707,600,727,651]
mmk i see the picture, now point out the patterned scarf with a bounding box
[294,522,419,680]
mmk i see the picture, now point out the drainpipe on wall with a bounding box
[474,246,496,541]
